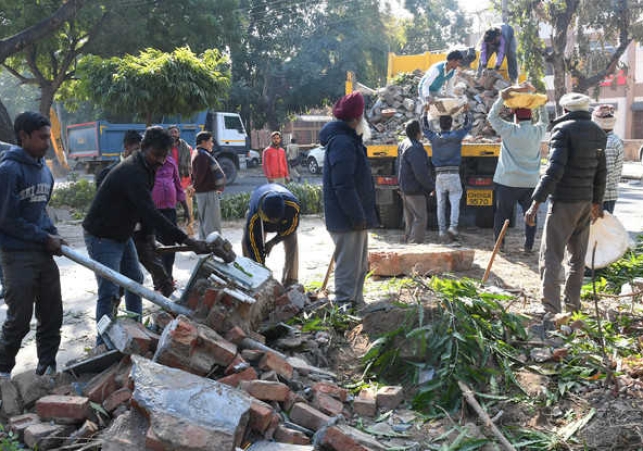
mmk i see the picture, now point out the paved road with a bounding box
[224,165,322,196]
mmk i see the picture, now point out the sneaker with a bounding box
[36,362,56,376]
[447,227,459,240]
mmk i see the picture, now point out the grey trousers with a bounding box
[241,231,299,286]
[195,191,222,239]
[330,230,368,306]
[539,201,592,313]
[402,193,427,243]
[435,173,462,234]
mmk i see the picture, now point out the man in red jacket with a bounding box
[262,131,290,184]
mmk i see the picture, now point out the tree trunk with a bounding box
[0,0,87,63]
[0,98,15,144]
[39,82,55,118]
[549,0,579,115]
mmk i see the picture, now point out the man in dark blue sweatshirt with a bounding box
[242,183,300,286]
[423,112,472,243]
[0,112,65,378]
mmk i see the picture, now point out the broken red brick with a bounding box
[289,402,330,431]
[239,380,290,402]
[105,319,154,355]
[218,366,258,388]
[24,423,72,450]
[353,389,377,417]
[36,395,91,423]
[103,387,132,412]
[259,352,293,379]
[282,390,307,412]
[224,354,249,376]
[196,324,237,366]
[151,311,174,331]
[319,425,371,451]
[248,400,276,433]
[202,288,220,309]
[376,386,403,411]
[312,382,349,402]
[9,413,40,441]
[313,391,344,416]
[83,364,118,403]
[274,424,311,445]
[145,427,168,451]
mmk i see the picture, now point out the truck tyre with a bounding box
[218,156,237,185]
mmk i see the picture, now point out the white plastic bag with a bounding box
[585,212,630,269]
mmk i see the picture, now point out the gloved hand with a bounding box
[184,238,209,254]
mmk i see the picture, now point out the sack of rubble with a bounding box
[585,212,630,269]
[503,92,548,109]
[426,97,468,119]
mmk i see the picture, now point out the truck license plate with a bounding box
[467,190,493,206]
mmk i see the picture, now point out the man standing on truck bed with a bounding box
[525,93,606,317]
[83,126,209,346]
[0,112,65,377]
[263,131,290,184]
[477,24,519,83]
[320,91,378,310]
[487,84,549,253]
[418,50,464,108]
[192,131,226,238]
[398,119,434,244]
[422,111,472,243]
[168,126,195,235]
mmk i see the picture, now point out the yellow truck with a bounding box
[348,50,518,229]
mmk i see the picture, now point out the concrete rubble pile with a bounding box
[0,255,409,451]
[365,68,511,144]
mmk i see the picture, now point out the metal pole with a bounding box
[61,245,192,317]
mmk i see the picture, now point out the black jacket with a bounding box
[83,153,188,243]
[532,111,607,204]
[398,138,434,195]
[320,121,378,232]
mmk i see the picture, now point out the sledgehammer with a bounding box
[61,245,192,317]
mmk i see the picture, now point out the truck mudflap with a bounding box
[375,186,403,229]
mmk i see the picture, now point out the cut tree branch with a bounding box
[0,0,88,63]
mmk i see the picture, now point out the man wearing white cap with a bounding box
[592,105,623,214]
[525,93,607,316]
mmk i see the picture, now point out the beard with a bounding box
[355,116,372,142]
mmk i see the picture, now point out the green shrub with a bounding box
[50,179,96,213]
[220,183,323,220]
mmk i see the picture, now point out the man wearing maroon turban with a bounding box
[319,92,378,311]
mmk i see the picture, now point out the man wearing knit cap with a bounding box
[525,92,607,317]
[242,183,300,286]
[592,105,623,214]
[319,91,378,310]
[488,84,549,253]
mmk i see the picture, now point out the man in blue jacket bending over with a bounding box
[320,91,378,310]
[242,183,300,287]
[423,112,472,243]
[0,112,65,378]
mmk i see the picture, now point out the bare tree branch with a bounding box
[0,0,88,63]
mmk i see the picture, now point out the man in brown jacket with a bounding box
[192,131,226,238]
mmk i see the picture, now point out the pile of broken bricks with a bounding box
[364,68,512,145]
[0,273,412,450]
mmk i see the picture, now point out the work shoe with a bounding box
[36,362,56,376]
[439,233,453,244]
[447,227,459,240]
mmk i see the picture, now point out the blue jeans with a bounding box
[84,232,143,344]
[435,173,462,234]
